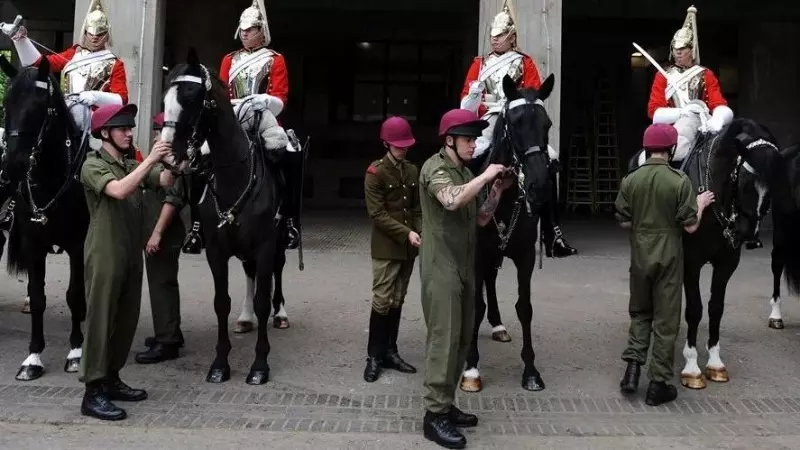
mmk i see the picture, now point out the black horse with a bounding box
[162,50,279,385]
[752,142,800,329]
[0,56,89,381]
[628,118,795,389]
[459,74,555,393]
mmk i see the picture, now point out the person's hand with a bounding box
[493,174,514,192]
[483,164,506,181]
[147,141,172,162]
[468,81,485,95]
[78,91,99,106]
[408,231,421,248]
[697,191,715,209]
[145,231,162,255]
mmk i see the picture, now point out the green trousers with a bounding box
[622,249,683,382]
[79,253,144,384]
[371,258,415,315]
[145,240,183,345]
[421,271,474,414]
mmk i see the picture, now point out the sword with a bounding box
[296,135,311,271]
[632,42,690,107]
[0,16,71,64]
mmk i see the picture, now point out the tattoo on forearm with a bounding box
[437,185,465,208]
[479,189,500,216]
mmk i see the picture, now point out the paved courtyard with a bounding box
[1,211,800,449]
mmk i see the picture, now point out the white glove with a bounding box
[0,22,24,39]
[79,90,122,107]
[243,93,284,116]
[653,107,681,125]
[706,105,734,133]
[468,81,485,95]
[547,144,559,161]
[78,91,99,106]
[460,81,484,113]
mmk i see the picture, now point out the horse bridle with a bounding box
[1,78,87,227]
[163,66,217,175]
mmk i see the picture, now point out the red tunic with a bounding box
[219,49,289,106]
[460,52,542,117]
[647,68,727,119]
[36,45,129,104]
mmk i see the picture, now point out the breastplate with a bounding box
[666,65,706,103]
[483,53,524,102]
[229,49,275,99]
[60,48,115,96]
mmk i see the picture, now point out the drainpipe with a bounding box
[135,0,149,151]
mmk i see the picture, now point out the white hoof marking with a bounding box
[681,342,701,376]
[463,368,480,379]
[770,297,783,320]
[491,325,507,333]
[22,353,43,368]
[707,343,725,370]
[67,348,82,360]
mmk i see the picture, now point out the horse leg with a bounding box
[515,255,544,391]
[460,267,487,393]
[485,265,511,343]
[271,247,290,329]
[234,261,256,334]
[680,258,705,389]
[206,249,232,383]
[247,241,276,385]
[768,244,785,329]
[63,248,86,373]
[17,254,47,381]
[705,248,740,383]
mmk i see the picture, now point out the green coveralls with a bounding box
[614,157,698,382]
[79,150,164,384]
[419,149,477,414]
[364,152,422,315]
[142,175,186,345]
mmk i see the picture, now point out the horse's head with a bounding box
[0,56,70,181]
[161,48,225,165]
[490,74,555,214]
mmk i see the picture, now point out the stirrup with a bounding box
[182,221,204,254]
[285,218,300,250]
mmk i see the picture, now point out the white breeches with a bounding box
[66,100,101,150]
[473,113,498,159]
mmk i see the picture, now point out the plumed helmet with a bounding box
[643,123,678,151]
[380,116,416,148]
[91,104,138,138]
[235,0,271,46]
[671,5,700,64]
[81,0,112,47]
[490,0,517,37]
[438,109,489,138]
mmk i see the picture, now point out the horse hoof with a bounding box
[460,376,482,393]
[522,374,545,392]
[705,367,729,383]
[681,373,706,390]
[491,330,511,342]
[64,358,80,373]
[234,321,254,334]
[769,318,784,330]
[206,366,231,383]
[273,317,290,329]
[246,369,270,385]
[16,365,44,381]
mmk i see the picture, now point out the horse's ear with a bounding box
[781,143,800,159]
[0,55,17,78]
[503,75,520,101]
[187,48,200,66]
[538,74,555,101]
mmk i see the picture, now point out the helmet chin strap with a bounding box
[446,139,470,165]
[101,134,134,158]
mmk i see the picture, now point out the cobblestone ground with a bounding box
[1,211,799,449]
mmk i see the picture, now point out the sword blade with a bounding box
[632,43,670,79]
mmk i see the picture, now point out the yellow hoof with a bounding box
[706,366,729,383]
[681,373,706,390]
[460,376,483,393]
[491,330,512,343]
[234,321,254,334]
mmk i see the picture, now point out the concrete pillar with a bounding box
[73,0,165,152]
[738,22,800,147]
[478,0,563,151]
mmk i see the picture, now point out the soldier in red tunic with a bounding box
[460,1,577,261]
[645,5,733,165]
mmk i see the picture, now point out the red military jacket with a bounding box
[647,67,727,119]
[460,52,542,117]
[36,45,129,104]
[219,48,289,107]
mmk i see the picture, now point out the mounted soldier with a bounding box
[644,5,733,166]
[459,0,577,258]
[182,0,303,254]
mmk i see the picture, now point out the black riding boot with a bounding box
[182,216,204,255]
[364,309,389,382]
[280,150,303,250]
[383,307,416,374]
[81,381,127,421]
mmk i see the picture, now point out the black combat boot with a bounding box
[103,372,148,402]
[448,405,478,428]
[382,307,416,374]
[423,411,467,449]
[144,329,185,349]
[619,360,641,394]
[645,380,678,406]
[363,310,388,382]
[81,381,127,421]
[135,342,180,364]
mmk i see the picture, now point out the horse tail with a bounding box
[6,220,27,277]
